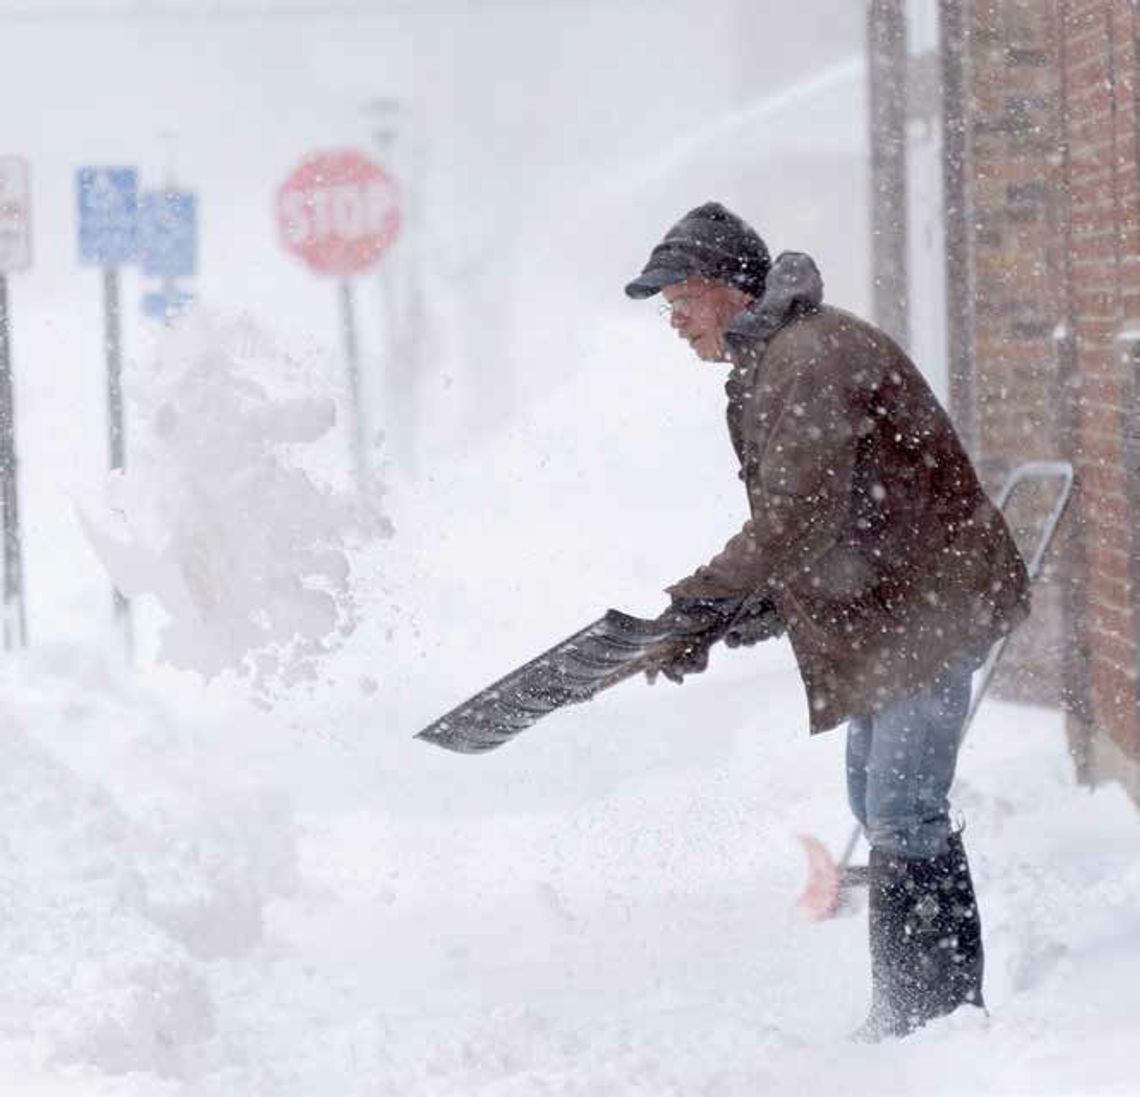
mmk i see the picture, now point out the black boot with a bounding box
[855,832,985,1041]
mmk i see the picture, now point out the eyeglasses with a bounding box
[657,293,699,318]
[656,283,706,314]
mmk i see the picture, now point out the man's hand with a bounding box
[643,593,785,684]
[664,596,740,633]
[645,641,710,685]
[723,592,785,648]
[643,596,741,685]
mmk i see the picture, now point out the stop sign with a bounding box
[276,148,400,277]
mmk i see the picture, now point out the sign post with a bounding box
[0,156,30,650]
[364,97,422,475]
[338,277,364,477]
[276,148,400,487]
[77,166,138,655]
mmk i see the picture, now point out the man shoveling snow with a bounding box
[625,201,1030,1040]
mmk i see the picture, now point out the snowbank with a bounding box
[3,636,1139,1095]
[12,267,1129,1097]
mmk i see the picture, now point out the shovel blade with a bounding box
[795,833,842,921]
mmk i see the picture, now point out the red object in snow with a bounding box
[796,833,842,921]
[276,148,400,277]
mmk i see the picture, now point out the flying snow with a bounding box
[78,310,391,693]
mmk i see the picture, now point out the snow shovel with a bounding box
[416,593,781,753]
[415,610,679,753]
[796,459,1076,921]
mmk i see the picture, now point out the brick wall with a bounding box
[870,0,1140,794]
[941,0,1140,790]
[950,0,1071,708]
[1055,0,1140,778]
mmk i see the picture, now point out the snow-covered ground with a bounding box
[1,5,1137,1093]
[2,613,1139,1095]
[0,308,1137,1096]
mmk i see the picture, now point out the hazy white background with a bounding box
[0,0,867,649]
[8,7,1134,1097]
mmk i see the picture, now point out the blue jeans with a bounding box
[846,662,974,859]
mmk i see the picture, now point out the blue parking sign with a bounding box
[142,286,194,321]
[77,167,138,266]
[138,189,197,279]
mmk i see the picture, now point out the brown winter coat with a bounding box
[668,305,1030,733]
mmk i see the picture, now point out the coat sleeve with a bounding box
[667,352,859,601]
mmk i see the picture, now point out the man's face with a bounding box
[661,276,754,362]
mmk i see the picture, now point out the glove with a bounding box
[663,596,740,635]
[723,593,785,648]
[651,643,709,684]
[644,596,742,685]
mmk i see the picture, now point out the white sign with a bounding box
[0,158,31,273]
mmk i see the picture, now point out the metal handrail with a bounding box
[830,459,1076,885]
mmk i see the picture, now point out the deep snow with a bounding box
[2,611,1140,1095]
[1,311,1139,1096]
[0,5,1136,1093]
